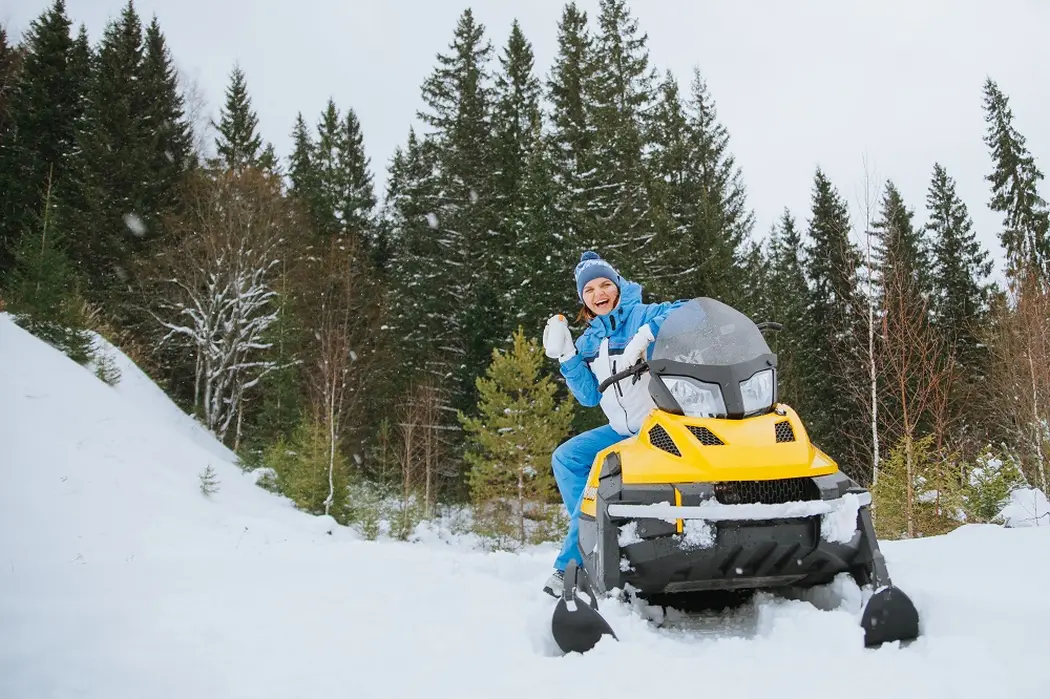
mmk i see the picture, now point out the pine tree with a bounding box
[803,169,866,480]
[6,175,92,363]
[413,8,497,412]
[925,163,992,373]
[242,285,304,464]
[336,106,376,242]
[515,131,574,335]
[384,128,441,385]
[0,0,83,280]
[492,20,544,336]
[646,70,692,296]
[546,3,598,256]
[679,69,753,306]
[71,0,153,308]
[287,112,315,196]
[263,416,351,524]
[492,21,541,212]
[982,78,1050,283]
[313,98,344,236]
[460,328,575,548]
[767,209,810,408]
[213,64,263,172]
[871,180,928,305]
[587,0,657,264]
[140,16,193,212]
[0,24,23,141]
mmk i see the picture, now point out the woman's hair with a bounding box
[576,305,595,323]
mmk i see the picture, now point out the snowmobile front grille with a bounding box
[648,424,681,457]
[686,425,724,446]
[712,477,820,506]
[775,421,796,443]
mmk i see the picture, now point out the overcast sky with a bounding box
[5,0,1049,281]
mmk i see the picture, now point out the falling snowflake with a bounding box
[123,214,146,237]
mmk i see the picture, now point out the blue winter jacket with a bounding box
[559,279,684,436]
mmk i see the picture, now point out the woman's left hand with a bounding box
[622,324,655,365]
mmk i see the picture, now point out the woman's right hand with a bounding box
[543,315,576,361]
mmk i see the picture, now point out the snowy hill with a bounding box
[2,313,1050,699]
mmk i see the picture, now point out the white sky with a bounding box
[4,0,1049,281]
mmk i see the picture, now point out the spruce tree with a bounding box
[71,0,153,308]
[336,106,376,242]
[6,176,92,363]
[925,162,992,373]
[517,133,575,332]
[0,25,23,141]
[982,78,1050,283]
[313,98,344,235]
[546,3,597,256]
[0,0,83,280]
[140,16,193,211]
[460,328,574,548]
[646,70,692,296]
[287,112,315,196]
[213,64,263,171]
[871,180,929,305]
[803,169,866,480]
[767,209,810,408]
[587,0,656,263]
[492,20,541,212]
[384,128,441,385]
[413,8,497,412]
[492,21,545,335]
[679,69,753,306]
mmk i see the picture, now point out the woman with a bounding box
[540,250,683,597]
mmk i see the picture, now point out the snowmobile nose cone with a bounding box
[861,586,920,648]
[551,561,617,654]
[552,596,616,654]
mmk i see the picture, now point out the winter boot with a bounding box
[543,569,565,598]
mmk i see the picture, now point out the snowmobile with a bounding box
[551,297,920,654]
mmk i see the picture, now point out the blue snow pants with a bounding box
[552,424,626,571]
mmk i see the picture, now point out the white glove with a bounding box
[543,315,576,361]
[621,324,655,365]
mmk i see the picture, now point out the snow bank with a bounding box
[2,314,1050,699]
[998,487,1050,527]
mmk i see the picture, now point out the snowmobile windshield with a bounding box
[651,298,771,366]
[648,298,776,419]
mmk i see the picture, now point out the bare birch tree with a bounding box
[152,170,286,443]
[300,235,381,517]
[876,259,956,537]
[986,271,1050,492]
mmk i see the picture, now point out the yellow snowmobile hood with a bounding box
[580,404,838,518]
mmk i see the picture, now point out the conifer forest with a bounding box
[3,0,1048,544]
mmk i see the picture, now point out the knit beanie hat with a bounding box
[574,251,620,301]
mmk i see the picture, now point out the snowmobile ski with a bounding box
[860,585,920,647]
[551,561,617,654]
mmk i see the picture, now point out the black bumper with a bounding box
[578,454,884,595]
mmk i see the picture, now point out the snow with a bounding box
[608,491,871,523]
[678,519,715,549]
[618,521,642,546]
[122,213,146,237]
[3,313,1050,698]
[820,491,863,544]
[998,487,1050,527]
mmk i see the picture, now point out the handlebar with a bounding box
[756,321,783,332]
[598,360,650,393]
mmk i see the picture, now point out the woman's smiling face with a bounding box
[582,277,619,316]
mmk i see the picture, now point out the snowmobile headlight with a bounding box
[664,377,727,418]
[739,369,774,415]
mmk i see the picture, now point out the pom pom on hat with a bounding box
[574,250,620,300]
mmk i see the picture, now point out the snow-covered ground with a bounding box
[2,313,1049,699]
